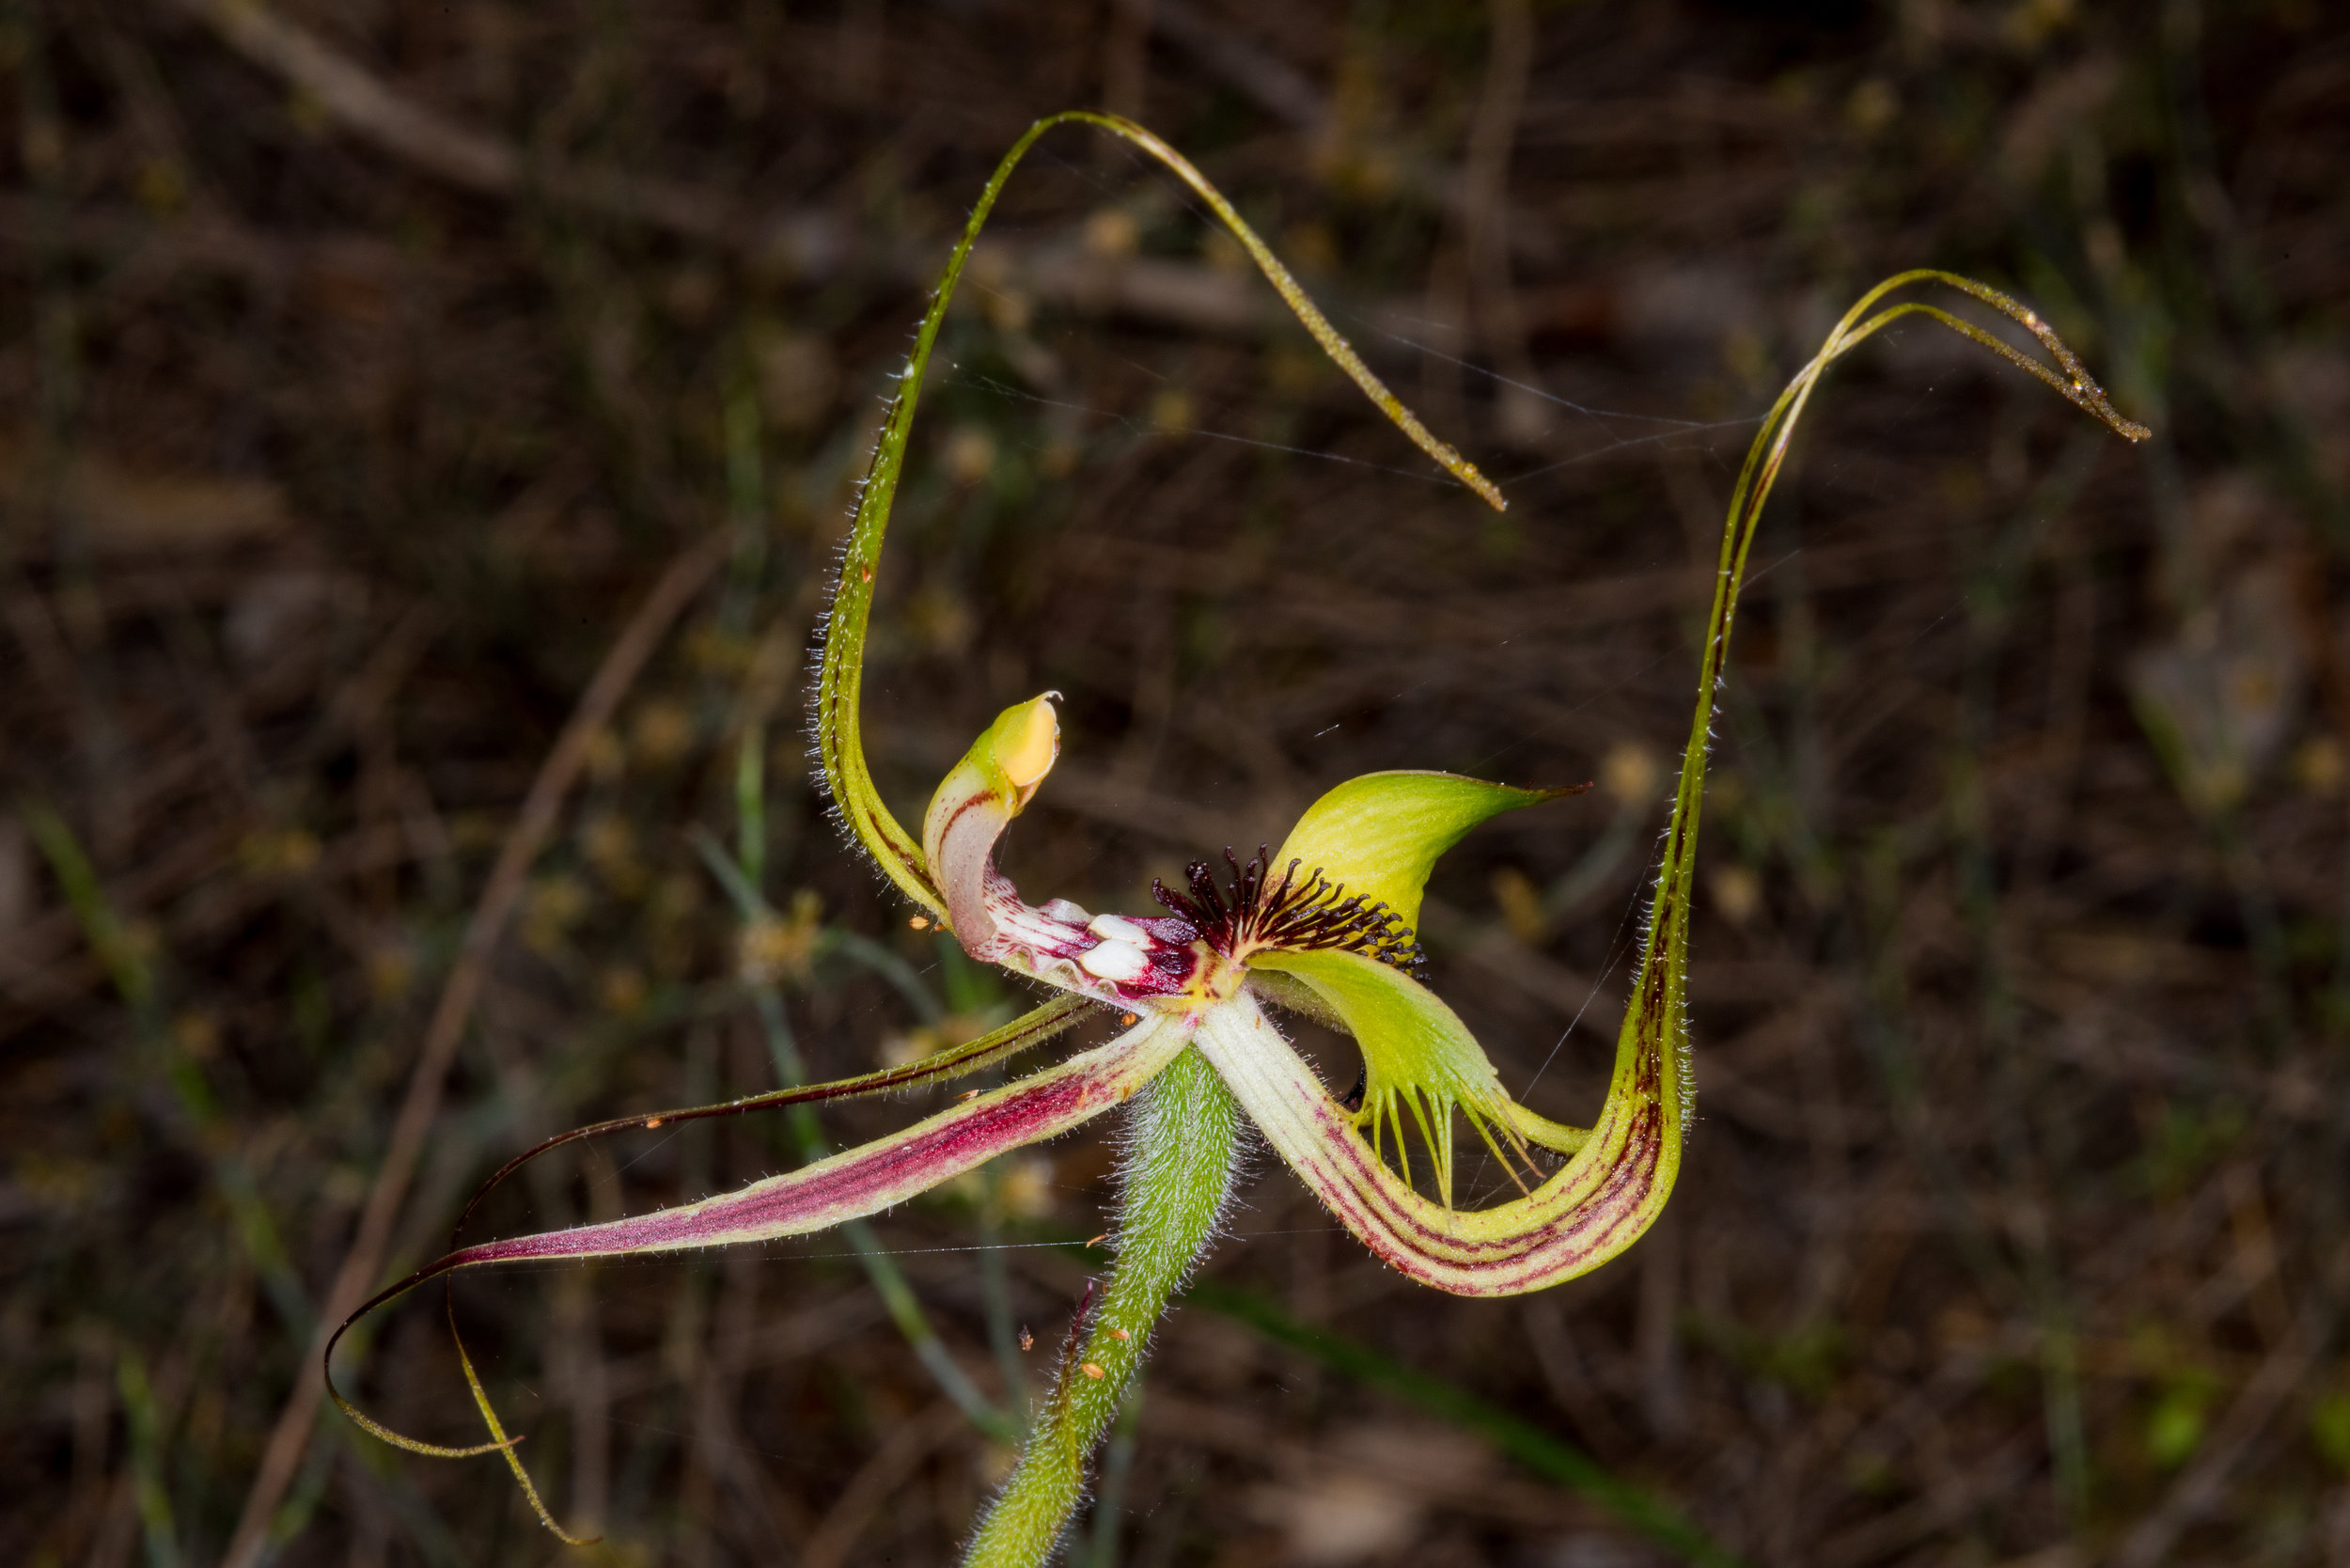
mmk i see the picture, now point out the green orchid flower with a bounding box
[327,111,2148,1567]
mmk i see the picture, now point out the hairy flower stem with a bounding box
[964,1046,1242,1567]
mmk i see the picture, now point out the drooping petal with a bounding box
[324,1014,1188,1477]
[1269,772,1580,937]
[1195,991,1674,1297]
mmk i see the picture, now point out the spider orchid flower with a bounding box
[920,691,1622,1223]
[327,111,2148,1566]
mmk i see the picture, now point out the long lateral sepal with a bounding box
[812,110,1510,917]
[325,1014,1186,1451]
[460,1015,1179,1266]
[451,992,1090,1241]
[1194,990,1681,1297]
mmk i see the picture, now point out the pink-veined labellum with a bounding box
[1196,988,1668,1294]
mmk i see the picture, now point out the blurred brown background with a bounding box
[7,1,2350,1565]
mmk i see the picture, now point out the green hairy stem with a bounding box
[963,1047,1243,1567]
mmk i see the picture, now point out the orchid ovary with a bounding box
[323,110,2148,1568]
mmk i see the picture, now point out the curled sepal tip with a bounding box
[324,1323,598,1544]
[1856,271,2150,445]
[326,1380,517,1461]
[814,110,1504,916]
[322,1013,1181,1542]
[452,1308,601,1547]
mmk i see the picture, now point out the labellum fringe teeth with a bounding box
[1152,847,1428,978]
